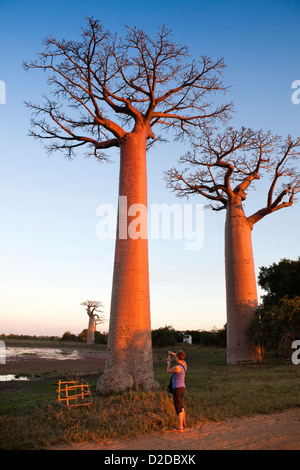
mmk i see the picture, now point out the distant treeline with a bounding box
[151,325,226,348]
[1,325,227,348]
[61,325,227,347]
[61,330,108,344]
[0,334,60,341]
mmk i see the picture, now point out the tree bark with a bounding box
[97,130,158,393]
[87,315,95,345]
[225,199,262,365]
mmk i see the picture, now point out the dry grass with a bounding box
[1,346,300,449]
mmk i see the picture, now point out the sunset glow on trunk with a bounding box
[97,131,157,392]
[225,201,262,364]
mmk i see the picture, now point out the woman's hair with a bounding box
[176,350,185,360]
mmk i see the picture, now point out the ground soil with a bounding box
[52,407,300,450]
[2,346,300,450]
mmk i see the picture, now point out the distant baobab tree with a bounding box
[81,300,105,345]
[24,18,232,392]
[166,127,300,365]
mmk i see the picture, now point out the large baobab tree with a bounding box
[81,300,105,345]
[24,18,231,392]
[166,127,300,365]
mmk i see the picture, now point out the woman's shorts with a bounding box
[173,387,185,414]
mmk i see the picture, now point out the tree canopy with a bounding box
[258,257,300,305]
[166,127,300,224]
[24,17,232,159]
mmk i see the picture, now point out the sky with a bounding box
[0,0,299,336]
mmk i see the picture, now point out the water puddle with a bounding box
[0,346,106,376]
[0,374,29,382]
[6,347,83,361]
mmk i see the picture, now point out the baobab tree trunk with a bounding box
[225,199,262,365]
[87,315,95,345]
[97,130,157,393]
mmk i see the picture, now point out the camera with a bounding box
[167,351,175,363]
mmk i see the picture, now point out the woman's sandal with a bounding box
[172,427,184,433]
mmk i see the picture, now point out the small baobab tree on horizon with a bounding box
[81,300,105,345]
[24,18,232,392]
[166,127,300,365]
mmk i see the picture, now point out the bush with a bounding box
[151,325,226,348]
[61,331,78,342]
[258,257,300,305]
[151,326,177,347]
[248,296,300,358]
[78,329,87,342]
[95,331,108,344]
[61,330,86,342]
[181,327,226,347]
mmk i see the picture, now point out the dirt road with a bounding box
[52,407,300,450]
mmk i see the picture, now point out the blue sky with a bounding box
[0,0,299,336]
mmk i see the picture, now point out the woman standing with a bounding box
[167,350,187,432]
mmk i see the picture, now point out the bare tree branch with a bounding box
[247,136,300,226]
[24,17,232,159]
[166,127,300,216]
[81,300,105,318]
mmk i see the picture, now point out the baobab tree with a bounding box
[81,300,105,345]
[166,127,300,365]
[24,18,231,392]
